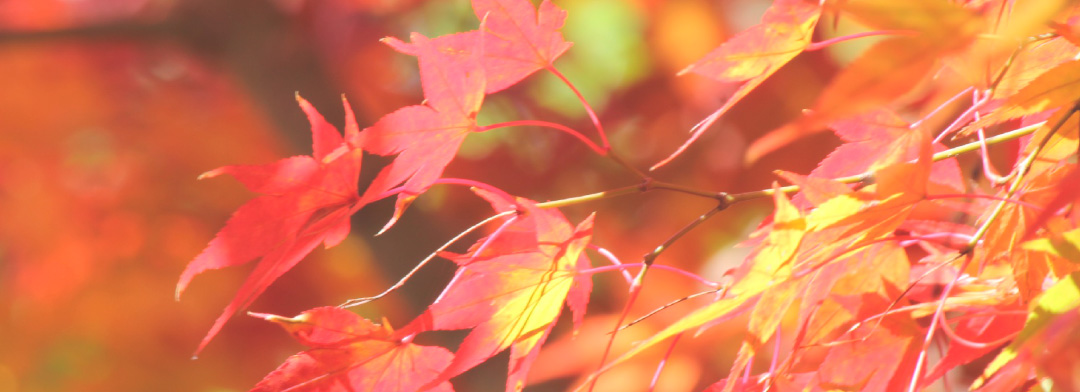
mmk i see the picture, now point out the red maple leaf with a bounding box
[355,0,578,231]
[250,307,454,392]
[356,30,486,232]
[408,190,594,390]
[376,0,571,96]
[177,96,364,356]
[470,0,573,93]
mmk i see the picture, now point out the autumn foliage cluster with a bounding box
[173,0,1080,390]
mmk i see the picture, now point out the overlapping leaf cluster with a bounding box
[177,0,1080,390]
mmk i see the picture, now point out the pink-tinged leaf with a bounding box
[177,96,364,356]
[794,242,909,350]
[776,170,851,207]
[813,315,922,392]
[1025,166,1080,239]
[652,0,822,170]
[921,306,1026,385]
[964,60,1080,134]
[744,37,938,163]
[976,272,1080,391]
[584,187,802,387]
[704,372,814,392]
[412,190,594,390]
[747,0,984,162]
[299,95,346,162]
[993,37,1079,99]
[248,307,390,348]
[812,110,963,193]
[379,0,572,96]
[566,253,593,332]
[251,308,453,392]
[471,0,573,93]
[358,31,486,231]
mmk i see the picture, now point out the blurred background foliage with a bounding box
[0,0,848,390]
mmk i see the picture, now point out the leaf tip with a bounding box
[381,36,417,56]
[376,194,418,235]
[196,168,223,180]
[247,311,272,320]
[676,64,696,77]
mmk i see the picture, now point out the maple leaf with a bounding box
[357,30,486,232]
[977,110,1079,301]
[652,0,822,170]
[782,110,963,207]
[177,96,364,356]
[812,315,922,391]
[745,37,937,163]
[1026,110,1080,234]
[797,244,909,368]
[373,0,572,97]
[976,271,1080,391]
[921,304,1026,385]
[1051,17,1080,48]
[249,307,454,392]
[471,0,574,94]
[992,37,1079,99]
[964,60,1080,134]
[584,186,802,388]
[590,129,933,388]
[408,189,594,391]
[835,0,982,40]
[815,110,961,186]
[745,0,983,162]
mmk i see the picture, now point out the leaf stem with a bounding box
[493,113,1046,213]
[478,119,606,155]
[650,333,683,392]
[617,289,726,332]
[913,86,973,130]
[578,262,721,288]
[546,65,610,150]
[586,203,729,390]
[729,120,1047,205]
[651,180,728,200]
[909,105,1077,391]
[932,89,985,143]
[535,185,644,209]
[432,178,519,206]
[607,149,650,179]
[961,107,1074,254]
[590,271,645,392]
[924,193,1043,211]
[372,177,520,208]
[589,245,635,285]
[643,204,727,267]
[339,211,512,308]
[804,30,919,51]
[933,120,1045,160]
[908,253,974,392]
[935,311,1019,349]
